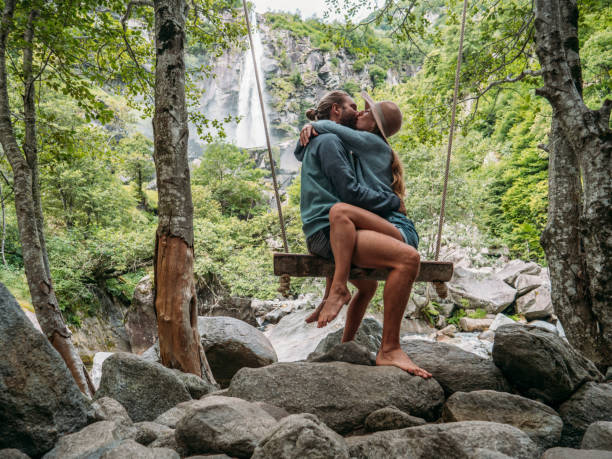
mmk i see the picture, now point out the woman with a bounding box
[301,92,420,328]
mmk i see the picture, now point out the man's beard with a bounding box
[339,112,357,129]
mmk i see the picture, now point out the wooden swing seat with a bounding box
[274,253,453,282]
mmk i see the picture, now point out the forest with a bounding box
[0,0,610,456]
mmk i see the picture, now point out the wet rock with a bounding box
[0,283,93,457]
[92,397,132,425]
[313,317,382,355]
[125,275,157,355]
[364,406,426,432]
[92,352,114,388]
[541,448,612,458]
[95,352,191,422]
[175,396,277,458]
[198,316,277,387]
[400,339,511,396]
[347,421,540,459]
[492,325,602,405]
[581,421,612,451]
[226,361,444,434]
[252,413,349,459]
[559,382,612,447]
[308,341,374,366]
[449,267,517,314]
[442,390,563,449]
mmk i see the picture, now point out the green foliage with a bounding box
[447,308,467,326]
[468,308,487,319]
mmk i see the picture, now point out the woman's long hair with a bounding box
[305,91,350,121]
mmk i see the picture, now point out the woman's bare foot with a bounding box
[376,348,433,378]
[305,300,325,323]
[317,287,352,328]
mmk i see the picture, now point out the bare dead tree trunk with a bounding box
[535,0,612,367]
[0,0,94,396]
[152,0,214,381]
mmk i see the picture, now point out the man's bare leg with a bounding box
[318,203,403,328]
[305,276,332,323]
[352,230,432,378]
[342,279,377,342]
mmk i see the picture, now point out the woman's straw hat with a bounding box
[361,91,402,143]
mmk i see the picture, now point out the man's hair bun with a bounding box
[305,108,318,120]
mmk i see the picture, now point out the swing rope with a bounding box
[241,0,291,295]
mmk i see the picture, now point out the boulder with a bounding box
[606,367,612,381]
[517,286,553,321]
[581,421,612,451]
[175,396,277,458]
[489,314,516,331]
[400,340,511,396]
[541,448,612,458]
[170,369,216,398]
[459,317,494,332]
[514,273,544,296]
[92,352,114,388]
[252,413,349,459]
[313,317,382,355]
[0,283,93,457]
[200,297,258,327]
[558,382,612,447]
[92,397,132,425]
[226,361,444,434]
[308,341,374,366]
[198,316,277,387]
[95,352,191,422]
[492,325,602,405]
[42,421,135,459]
[495,260,541,285]
[99,439,179,458]
[154,403,192,429]
[125,275,158,355]
[448,267,517,314]
[347,421,540,459]
[0,450,30,459]
[148,431,186,456]
[527,320,558,334]
[132,422,173,446]
[252,402,290,421]
[364,406,426,432]
[442,390,563,449]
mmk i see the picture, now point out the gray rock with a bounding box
[92,352,114,388]
[518,286,553,320]
[308,341,374,366]
[606,367,612,381]
[364,406,426,432]
[132,422,173,446]
[313,317,382,355]
[100,439,179,458]
[175,396,277,458]
[401,339,511,396]
[252,413,349,459]
[541,447,612,458]
[489,313,516,331]
[582,422,612,451]
[252,402,290,421]
[95,352,192,422]
[492,325,602,405]
[125,275,158,355]
[449,266,517,314]
[42,421,135,459]
[495,260,541,285]
[527,320,558,334]
[0,450,30,459]
[0,283,93,457]
[515,273,544,296]
[226,361,444,434]
[140,343,160,364]
[171,369,217,398]
[459,317,494,332]
[92,397,132,425]
[198,316,277,387]
[559,382,612,447]
[442,390,563,449]
[148,431,186,456]
[154,403,193,428]
[347,421,541,458]
[200,297,258,327]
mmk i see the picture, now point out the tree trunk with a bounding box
[152,0,214,381]
[0,0,94,396]
[535,0,612,367]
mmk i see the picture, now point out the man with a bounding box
[294,90,431,378]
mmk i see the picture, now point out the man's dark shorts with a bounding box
[306,220,419,260]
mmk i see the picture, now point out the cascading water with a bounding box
[236,13,268,148]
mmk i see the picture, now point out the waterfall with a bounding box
[236,13,268,148]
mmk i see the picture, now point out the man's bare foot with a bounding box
[317,287,351,328]
[376,348,433,378]
[305,300,325,323]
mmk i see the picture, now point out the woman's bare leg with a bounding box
[317,203,404,328]
[342,279,377,342]
[351,229,431,378]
